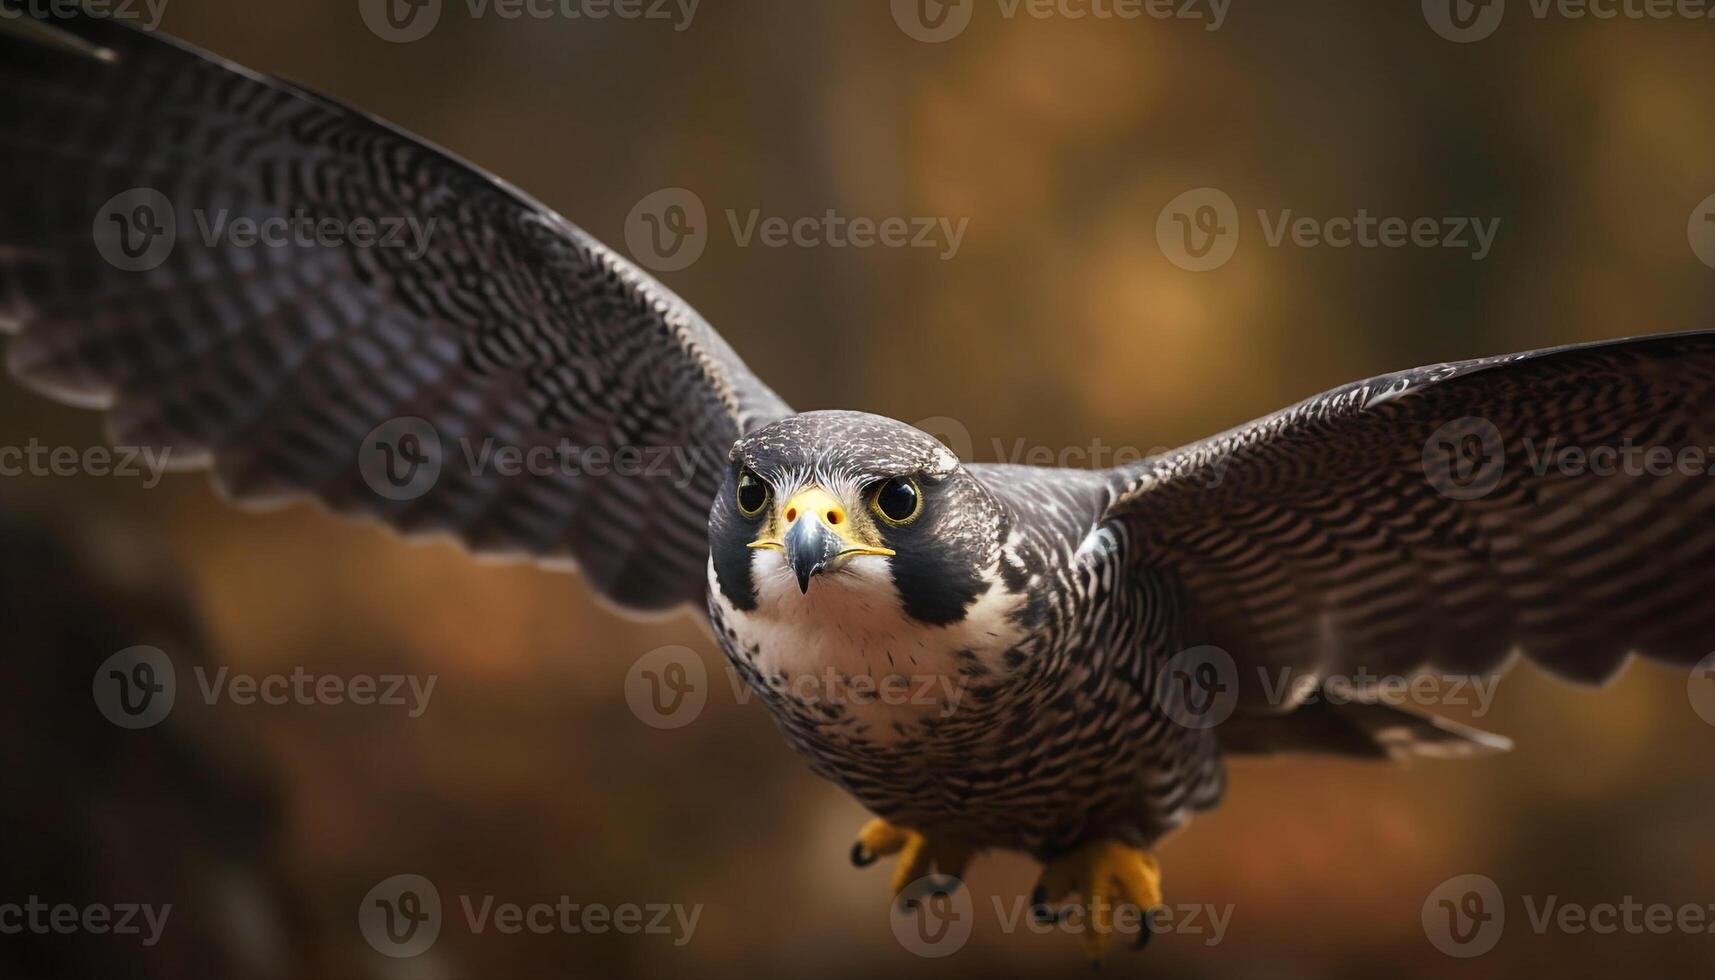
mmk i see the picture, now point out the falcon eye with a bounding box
[736,468,770,517]
[870,477,922,526]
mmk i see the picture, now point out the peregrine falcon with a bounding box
[6,9,1715,961]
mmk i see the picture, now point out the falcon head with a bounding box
[708,411,1007,626]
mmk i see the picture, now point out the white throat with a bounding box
[709,552,1027,730]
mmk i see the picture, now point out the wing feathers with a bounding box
[1110,332,1715,705]
[0,6,789,612]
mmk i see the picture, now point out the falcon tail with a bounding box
[1219,691,1513,761]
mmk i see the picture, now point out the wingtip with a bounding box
[0,5,122,63]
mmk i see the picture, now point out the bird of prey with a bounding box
[5,7,1715,962]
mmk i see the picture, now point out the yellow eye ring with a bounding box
[869,476,923,526]
[736,468,769,517]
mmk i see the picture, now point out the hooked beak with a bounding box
[784,516,839,594]
[747,485,895,593]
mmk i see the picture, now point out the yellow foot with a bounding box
[1032,839,1163,964]
[849,818,975,899]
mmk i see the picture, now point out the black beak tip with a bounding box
[785,519,835,595]
[796,561,827,594]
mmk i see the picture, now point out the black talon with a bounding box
[1030,884,1062,924]
[896,874,961,914]
[1030,884,1050,922]
[1131,906,1161,951]
[926,873,963,897]
[850,842,876,867]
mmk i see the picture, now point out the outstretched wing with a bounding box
[0,7,789,611]
[1105,331,1715,708]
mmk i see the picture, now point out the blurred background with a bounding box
[4,0,1715,976]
